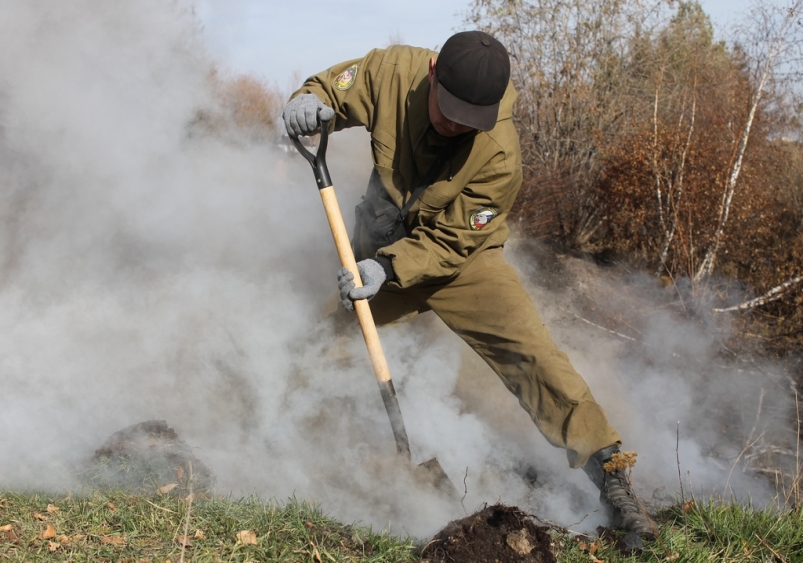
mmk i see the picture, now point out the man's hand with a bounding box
[282,94,335,137]
[337,259,388,312]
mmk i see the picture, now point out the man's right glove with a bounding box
[337,258,392,312]
[282,94,335,137]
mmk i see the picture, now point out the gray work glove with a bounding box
[337,259,388,312]
[282,94,335,137]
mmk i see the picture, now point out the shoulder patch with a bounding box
[333,64,358,91]
[469,207,499,231]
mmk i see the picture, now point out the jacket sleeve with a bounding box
[291,49,387,133]
[377,151,522,288]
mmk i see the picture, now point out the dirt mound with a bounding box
[422,504,556,563]
[79,420,215,495]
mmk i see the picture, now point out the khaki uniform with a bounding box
[295,45,621,467]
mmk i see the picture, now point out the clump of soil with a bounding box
[422,504,556,563]
[79,420,215,495]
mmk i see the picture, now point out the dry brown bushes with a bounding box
[189,69,284,144]
[470,0,803,355]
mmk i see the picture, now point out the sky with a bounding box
[195,0,757,91]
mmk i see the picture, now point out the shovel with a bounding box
[289,112,455,495]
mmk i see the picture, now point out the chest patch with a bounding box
[334,64,358,91]
[469,207,499,230]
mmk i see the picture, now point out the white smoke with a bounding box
[0,0,794,540]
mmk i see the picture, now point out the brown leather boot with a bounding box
[583,444,655,539]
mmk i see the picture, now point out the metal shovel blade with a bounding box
[381,380,458,496]
[414,457,459,499]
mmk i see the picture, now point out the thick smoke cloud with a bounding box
[0,0,794,538]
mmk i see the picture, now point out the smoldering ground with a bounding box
[0,0,796,540]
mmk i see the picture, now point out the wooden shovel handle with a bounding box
[319,186,392,384]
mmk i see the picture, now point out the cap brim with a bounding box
[437,81,499,131]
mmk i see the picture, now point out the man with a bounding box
[283,31,653,538]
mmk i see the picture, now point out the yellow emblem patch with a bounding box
[469,207,499,231]
[333,64,358,91]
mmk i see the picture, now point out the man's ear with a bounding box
[428,57,436,78]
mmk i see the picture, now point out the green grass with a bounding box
[1,490,801,562]
[655,500,803,562]
[0,491,418,562]
[551,499,803,563]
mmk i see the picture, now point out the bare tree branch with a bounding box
[713,274,803,313]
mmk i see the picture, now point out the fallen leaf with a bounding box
[175,466,184,480]
[46,504,59,513]
[100,535,126,546]
[159,484,178,494]
[1,525,18,543]
[48,541,60,552]
[106,503,117,511]
[305,521,314,528]
[578,541,589,551]
[682,501,695,513]
[73,534,86,541]
[665,553,680,561]
[40,524,56,540]
[194,529,206,540]
[175,535,191,547]
[33,513,47,521]
[589,541,600,554]
[57,535,71,546]
[236,530,258,545]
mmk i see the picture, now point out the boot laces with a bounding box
[602,470,651,532]
[603,471,639,509]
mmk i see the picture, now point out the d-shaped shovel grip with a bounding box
[289,111,411,460]
[288,115,332,190]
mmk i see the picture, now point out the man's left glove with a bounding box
[337,258,392,312]
[282,93,335,137]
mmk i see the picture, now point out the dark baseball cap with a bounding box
[435,31,511,131]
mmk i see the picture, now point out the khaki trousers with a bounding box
[338,246,621,468]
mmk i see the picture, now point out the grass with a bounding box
[0,491,418,562]
[657,500,803,562]
[552,499,803,563]
[1,490,801,562]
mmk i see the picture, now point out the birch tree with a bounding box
[694,0,803,283]
[584,4,744,276]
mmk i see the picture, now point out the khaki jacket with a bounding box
[294,45,522,288]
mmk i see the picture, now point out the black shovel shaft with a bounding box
[378,379,412,460]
